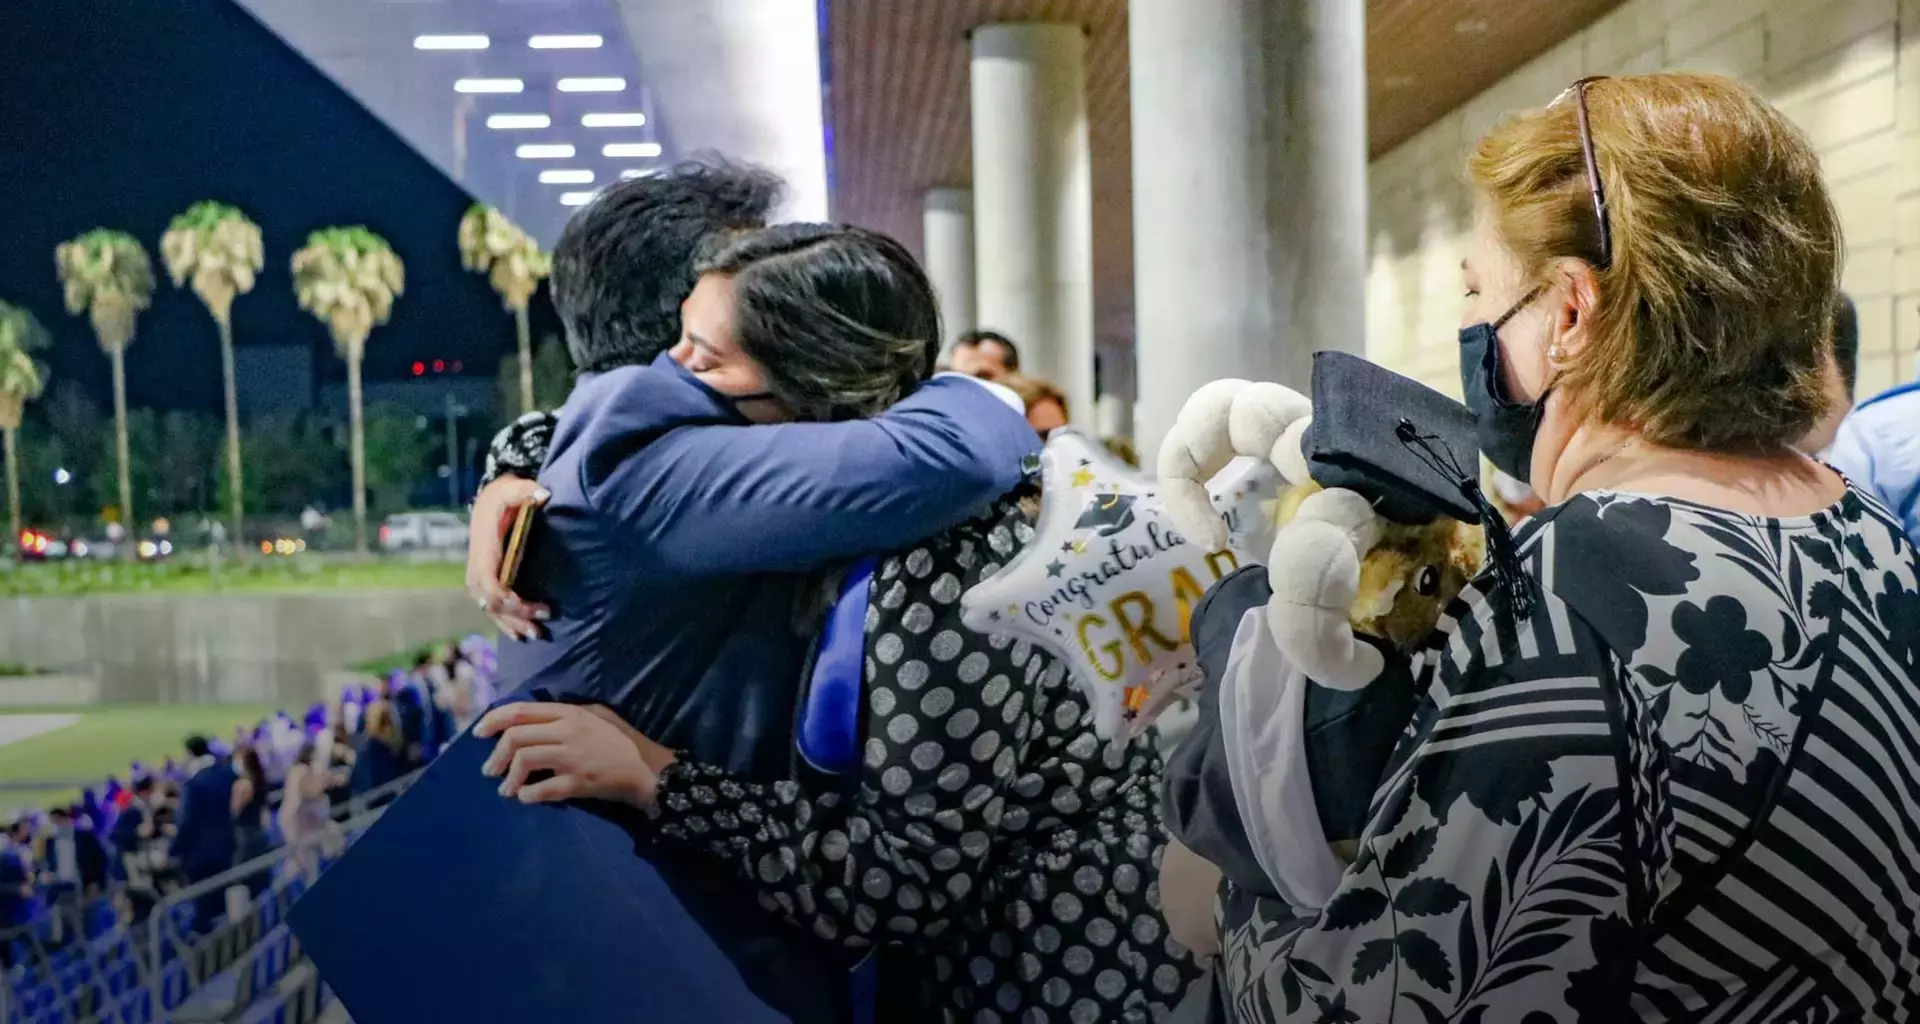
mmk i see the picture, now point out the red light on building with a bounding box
[433,359,446,373]
[452,360,464,372]
[412,361,426,376]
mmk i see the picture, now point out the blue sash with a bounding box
[793,559,880,1024]
[796,558,875,777]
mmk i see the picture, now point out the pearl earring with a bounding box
[1548,344,1568,363]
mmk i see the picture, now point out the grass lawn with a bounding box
[0,556,463,598]
[0,704,281,813]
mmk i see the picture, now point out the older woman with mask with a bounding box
[1163,72,1920,1022]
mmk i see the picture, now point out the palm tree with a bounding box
[55,229,153,534]
[0,303,50,549]
[292,227,404,554]
[458,204,549,414]
[162,201,265,549]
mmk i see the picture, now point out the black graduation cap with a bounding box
[1303,351,1481,525]
[1303,350,1537,620]
[1074,492,1138,536]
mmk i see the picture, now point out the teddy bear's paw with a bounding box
[1275,416,1314,486]
[1157,379,1258,553]
[1163,477,1231,553]
[1289,487,1381,558]
[1161,379,1252,478]
[1226,382,1312,469]
[1264,517,1387,692]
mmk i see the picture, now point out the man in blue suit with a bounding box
[465,162,1034,1022]
[170,736,236,933]
[476,164,1034,778]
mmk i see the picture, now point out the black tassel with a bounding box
[1394,418,1537,621]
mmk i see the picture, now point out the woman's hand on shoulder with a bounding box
[475,702,673,808]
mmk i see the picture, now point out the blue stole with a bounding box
[793,558,879,1024]
[795,559,875,777]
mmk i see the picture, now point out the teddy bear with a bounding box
[1159,377,1482,694]
[1154,377,1484,930]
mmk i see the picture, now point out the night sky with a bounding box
[0,0,558,418]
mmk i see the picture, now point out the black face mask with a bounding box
[669,358,785,419]
[1458,288,1547,484]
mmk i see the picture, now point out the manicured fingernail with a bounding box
[533,609,551,622]
[498,781,512,797]
[533,488,550,503]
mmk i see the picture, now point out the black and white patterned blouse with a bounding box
[1204,485,1920,1022]
[648,496,1204,1022]
[479,411,556,489]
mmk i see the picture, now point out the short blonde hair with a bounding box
[1467,72,1841,451]
[1000,374,1071,421]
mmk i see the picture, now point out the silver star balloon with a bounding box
[1210,456,1283,561]
[961,429,1265,740]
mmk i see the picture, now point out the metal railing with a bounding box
[0,768,420,1024]
[0,887,129,1023]
[145,773,419,1023]
[327,770,419,823]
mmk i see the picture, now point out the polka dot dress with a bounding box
[649,496,1203,1022]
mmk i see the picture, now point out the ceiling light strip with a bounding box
[529,34,603,49]
[557,77,626,93]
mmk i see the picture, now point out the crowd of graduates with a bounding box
[0,636,499,949]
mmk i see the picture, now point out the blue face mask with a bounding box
[1458,287,1547,484]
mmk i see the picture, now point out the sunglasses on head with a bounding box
[1550,76,1613,270]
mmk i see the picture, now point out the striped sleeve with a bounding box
[1222,584,1639,1022]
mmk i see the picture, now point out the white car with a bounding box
[379,512,469,552]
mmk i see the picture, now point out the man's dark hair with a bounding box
[182,736,211,760]
[1832,292,1859,395]
[551,157,784,374]
[954,329,1020,371]
[48,807,70,821]
[132,776,155,795]
[694,224,941,422]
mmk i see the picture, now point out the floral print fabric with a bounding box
[1216,486,1920,1023]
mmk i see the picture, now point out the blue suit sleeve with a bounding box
[586,376,1040,577]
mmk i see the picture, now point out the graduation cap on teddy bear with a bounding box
[1302,350,1535,618]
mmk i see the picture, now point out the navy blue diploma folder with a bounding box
[289,728,801,1024]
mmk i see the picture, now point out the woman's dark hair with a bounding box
[238,746,267,793]
[694,224,941,422]
[954,329,1021,371]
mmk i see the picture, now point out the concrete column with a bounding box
[971,23,1096,425]
[922,188,976,345]
[1095,341,1136,439]
[1129,0,1368,459]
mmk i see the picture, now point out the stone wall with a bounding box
[0,591,490,706]
[1366,0,1920,398]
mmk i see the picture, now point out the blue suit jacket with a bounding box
[497,355,1038,779]
[171,760,238,874]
